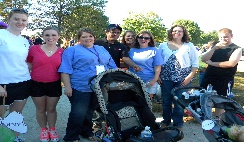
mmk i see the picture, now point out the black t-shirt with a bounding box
[205,43,240,77]
[200,43,240,96]
[94,38,129,67]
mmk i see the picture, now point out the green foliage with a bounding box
[25,0,108,41]
[0,0,29,21]
[63,5,109,39]
[122,12,167,43]
[200,30,219,46]
[172,19,202,45]
[198,55,207,71]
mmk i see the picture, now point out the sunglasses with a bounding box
[138,36,150,40]
[11,8,28,14]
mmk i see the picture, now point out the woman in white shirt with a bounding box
[0,8,31,142]
[158,25,199,130]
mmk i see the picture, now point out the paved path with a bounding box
[19,91,208,142]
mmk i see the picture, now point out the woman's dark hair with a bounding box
[134,30,155,48]
[121,30,136,46]
[42,26,60,35]
[167,25,191,43]
[77,28,95,41]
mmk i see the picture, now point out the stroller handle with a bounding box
[171,86,204,108]
[88,75,97,86]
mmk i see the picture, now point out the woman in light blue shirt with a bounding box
[129,30,163,98]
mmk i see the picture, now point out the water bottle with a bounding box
[207,84,213,92]
[227,81,234,98]
[196,108,202,115]
[141,126,152,139]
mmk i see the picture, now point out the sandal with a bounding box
[88,136,98,142]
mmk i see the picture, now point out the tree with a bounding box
[62,5,109,39]
[25,0,108,45]
[0,0,29,21]
[172,19,202,46]
[122,12,167,43]
[200,30,218,47]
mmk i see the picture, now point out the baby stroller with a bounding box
[172,86,244,142]
[89,68,184,142]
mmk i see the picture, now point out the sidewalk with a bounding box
[21,94,208,142]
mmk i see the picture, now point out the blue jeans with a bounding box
[161,80,188,127]
[198,72,205,85]
[63,90,98,141]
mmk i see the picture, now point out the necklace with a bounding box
[48,50,53,54]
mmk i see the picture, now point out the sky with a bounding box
[104,0,243,46]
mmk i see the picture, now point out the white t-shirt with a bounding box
[0,29,31,84]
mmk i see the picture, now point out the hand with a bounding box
[146,80,157,87]
[157,78,162,85]
[0,85,7,97]
[133,65,142,72]
[64,87,73,97]
[214,42,224,50]
[181,77,191,87]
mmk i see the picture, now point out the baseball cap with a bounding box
[0,21,8,28]
[106,24,122,32]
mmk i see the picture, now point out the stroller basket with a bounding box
[172,86,244,142]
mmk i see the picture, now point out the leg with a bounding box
[32,96,48,128]
[63,90,91,141]
[80,93,97,137]
[172,82,189,127]
[198,72,205,85]
[161,80,174,125]
[9,99,27,113]
[46,96,60,128]
[0,105,7,118]
[9,99,28,137]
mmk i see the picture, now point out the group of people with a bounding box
[0,8,242,142]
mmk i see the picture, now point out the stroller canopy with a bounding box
[91,68,152,114]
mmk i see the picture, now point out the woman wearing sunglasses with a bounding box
[158,25,199,130]
[0,8,31,142]
[128,30,163,99]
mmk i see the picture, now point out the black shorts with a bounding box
[30,79,62,97]
[0,80,31,105]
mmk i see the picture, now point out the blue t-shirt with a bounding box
[58,44,117,92]
[128,47,163,82]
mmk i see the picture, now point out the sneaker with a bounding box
[40,128,50,142]
[14,136,24,142]
[49,127,60,142]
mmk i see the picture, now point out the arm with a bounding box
[0,85,7,97]
[181,67,198,86]
[61,73,73,97]
[122,57,142,72]
[182,43,199,86]
[147,65,161,86]
[202,44,222,62]
[206,48,242,68]
[27,62,32,73]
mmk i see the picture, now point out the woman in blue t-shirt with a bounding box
[129,30,163,99]
[58,28,117,142]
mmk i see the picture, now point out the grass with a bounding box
[152,71,244,113]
